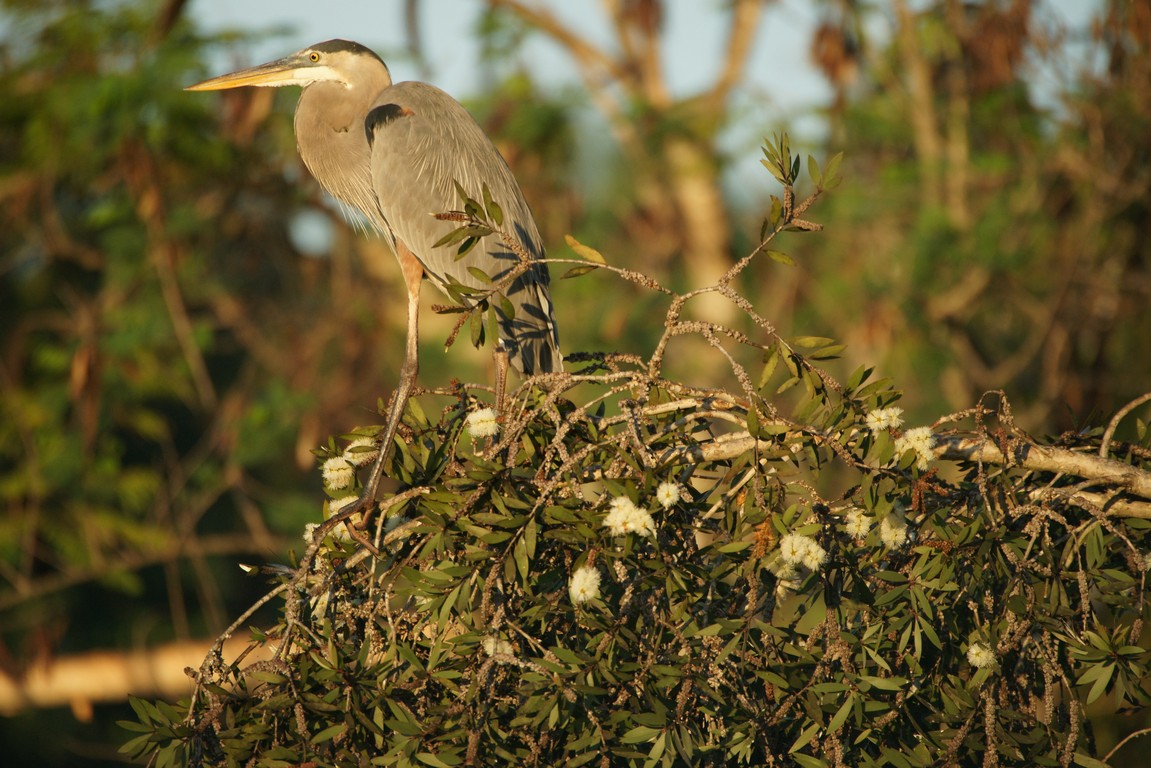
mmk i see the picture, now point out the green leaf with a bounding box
[823,152,844,188]
[1072,755,1111,768]
[416,751,457,768]
[482,183,504,227]
[514,536,530,581]
[564,234,607,264]
[469,309,485,348]
[452,180,471,205]
[789,721,821,753]
[828,692,856,732]
[807,154,821,186]
[432,226,470,249]
[1084,663,1115,704]
[858,675,908,691]
[758,350,779,390]
[313,723,346,744]
[621,725,661,743]
[769,196,783,227]
[456,236,479,259]
[793,336,836,349]
[466,266,493,284]
[767,249,795,266]
[562,264,600,279]
[811,344,846,360]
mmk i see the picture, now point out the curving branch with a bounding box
[488,0,627,84]
[709,0,765,106]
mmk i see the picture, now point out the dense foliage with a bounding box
[123,143,1151,767]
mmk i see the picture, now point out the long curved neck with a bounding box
[294,66,392,229]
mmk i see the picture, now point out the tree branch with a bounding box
[709,0,765,106]
[654,428,1151,515]
[0,636,273,716]
[0,534,280,613]
[489,0,626,83]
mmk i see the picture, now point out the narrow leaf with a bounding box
[562,264,599,279]
[466,266,493,284]
[564,234,607,264]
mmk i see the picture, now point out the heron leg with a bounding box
[368,243,423,486]
[333,243,423,529]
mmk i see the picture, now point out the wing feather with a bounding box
[366,82,561,374]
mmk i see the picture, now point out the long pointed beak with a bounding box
[185,56,303,91]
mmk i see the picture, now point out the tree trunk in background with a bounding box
[487,0,764,325]
[893,0,943,212]
[663,137,732,322]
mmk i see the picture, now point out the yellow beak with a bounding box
[185,56,303,91]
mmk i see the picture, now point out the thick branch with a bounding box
[657,429,1151,515]
[0,636,273,716]
[934,435,1151,501]
[709,0,764,105]
[488,0,626,84]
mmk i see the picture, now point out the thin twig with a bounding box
[1099,391,1151,459]
[1103,726,1151,763]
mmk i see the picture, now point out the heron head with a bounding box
[186,40,389,92]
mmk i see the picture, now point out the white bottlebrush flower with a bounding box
[865,406,904,435]
[778,533,808,563]
[655,482,681,509]
[303,510,356,546]
[569,565,601,605]
[879,511,909,549]
[602,495,656,537]
[321,456,355,490]
[894,426,935,470]
[325,496,359,542]
[466,407,500,439]
[844,507,872,538]
[343,437,380,467]
[768,556,802,594]
[967,642,997,669]
[328,495,357,514]
[768,556,799,581]
[778,533,827,571]
[482,636,515,658]
[800,544,829,572]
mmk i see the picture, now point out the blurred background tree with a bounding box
[0,0,1148,765]
[791,0,1151,430]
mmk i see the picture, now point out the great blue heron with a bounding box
[188,39,561,508]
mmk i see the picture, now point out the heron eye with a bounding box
[309,52,320,62]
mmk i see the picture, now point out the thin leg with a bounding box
[327,243,423,529]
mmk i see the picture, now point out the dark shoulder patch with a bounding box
[365,103,415,146]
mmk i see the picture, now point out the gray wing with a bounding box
[365,81,561,375]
